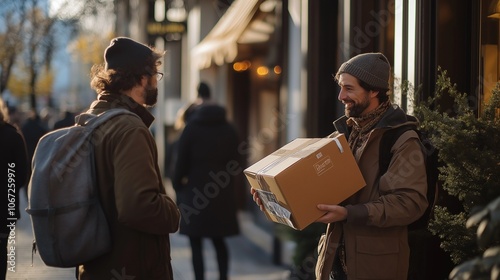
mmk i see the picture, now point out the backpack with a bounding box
[26,108,137,267]
[378,118,439,231]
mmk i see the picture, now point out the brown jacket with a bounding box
[79,94,180,280]
[316,105,428,280]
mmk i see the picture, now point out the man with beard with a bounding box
[314,53,428,280]
[252,53,428,280]
[78,37,180,279]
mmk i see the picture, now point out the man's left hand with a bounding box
[316,204,348,223]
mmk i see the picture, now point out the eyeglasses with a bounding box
[155,72,164,81]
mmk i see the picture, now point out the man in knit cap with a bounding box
[78,37,180,279]
[313,53,428,279]
[251,53,428,280]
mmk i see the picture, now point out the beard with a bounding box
[344,97,370,118]
[143,83,158,107]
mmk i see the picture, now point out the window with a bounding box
[481,0,500,113]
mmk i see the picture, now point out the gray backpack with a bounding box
[26,108,137,267]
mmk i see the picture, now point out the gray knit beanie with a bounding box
[336,52,391,90]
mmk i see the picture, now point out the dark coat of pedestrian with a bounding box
[173,102,242,280]
[0,98,29,278]
[173,103,241,236]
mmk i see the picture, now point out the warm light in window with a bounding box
[273,65,282,74]
[257,66,269,76]
[233,60,251,72]
[233,63,243,71]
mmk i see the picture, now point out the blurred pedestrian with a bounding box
[0,97,29,279]
[52,110,76,130]
[182,81,213,124]
[165,82,213,179]
[20,110,47,199]
[21,110,48,166]
[78,37,180,279]
[172,87,243,280]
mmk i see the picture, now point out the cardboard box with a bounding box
[244,134,366,230]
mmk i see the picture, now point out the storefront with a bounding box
[184,0,500,270]
[310,0,499,135]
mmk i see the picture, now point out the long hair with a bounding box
[90,50,164,95]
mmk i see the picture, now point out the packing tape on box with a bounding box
[255,138,323,192]
[333,137,343,153]
[254,138,326,229]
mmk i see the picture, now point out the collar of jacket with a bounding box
[332,104,418,138]
[88,93,155,127]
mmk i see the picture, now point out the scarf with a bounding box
[346,100,391,155]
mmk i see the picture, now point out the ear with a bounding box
[369,90,380,99]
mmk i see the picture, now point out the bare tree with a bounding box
[0,0,108,113]
[0,2,25,95]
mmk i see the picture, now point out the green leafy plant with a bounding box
[413,67,500,265]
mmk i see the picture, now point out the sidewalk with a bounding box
[7,191,291,280]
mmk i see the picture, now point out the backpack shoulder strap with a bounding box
[378,125,417,176]
[75,108,138,130]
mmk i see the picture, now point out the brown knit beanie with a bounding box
[336,53,391,90]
